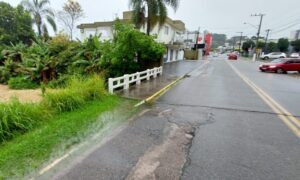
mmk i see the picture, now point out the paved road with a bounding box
[38,58,300,180]
[118,60,205,99]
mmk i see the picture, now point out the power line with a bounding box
[269,17,300,31]
[272,23,300,35]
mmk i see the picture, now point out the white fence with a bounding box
[108,67,163,94]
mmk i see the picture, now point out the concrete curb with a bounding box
[134,75,186,107]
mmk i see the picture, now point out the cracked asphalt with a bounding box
[38,57,300,180]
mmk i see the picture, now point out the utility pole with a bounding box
[195,27,201,49]
[264,29,271,53]
[237,32,243,52]
[251,13,266,58]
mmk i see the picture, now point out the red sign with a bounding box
[204,33,212,55]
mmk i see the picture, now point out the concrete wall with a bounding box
[184,50,198,60]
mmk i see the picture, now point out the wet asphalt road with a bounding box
[39,57,300,180]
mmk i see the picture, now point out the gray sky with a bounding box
[3,0,300,39]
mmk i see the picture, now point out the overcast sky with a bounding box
[3,0,300,39]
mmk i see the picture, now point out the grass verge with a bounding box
[0,96,138,179]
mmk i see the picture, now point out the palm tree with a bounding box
[129,0,179,35]
[21,0,57,37]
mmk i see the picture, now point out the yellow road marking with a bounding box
[227,61,300,138]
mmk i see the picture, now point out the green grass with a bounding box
[0,98,51,141]
[0,75,107,142]
[0,96,138,179]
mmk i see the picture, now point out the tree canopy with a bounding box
[21,0,57,37]
[291,40,300,52]
[242,40,255,52]
[277,38,289,52]
[58,0,84,40]
[130,0,179,35]
[0,2,34,45]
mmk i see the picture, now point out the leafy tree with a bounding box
[22,0,57,37]
[291,40,300,52]
[129,0,179,35]
[256,41,265,49]
[58,0,84,40]
[212,33,227,48]
[267,42,277,52]
[0,2,34,45]
[277,38,289,52]
[242,40,255,52]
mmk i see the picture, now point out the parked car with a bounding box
[290,52,300,58]
[228,53,237,60]
[260,52,287,60]
[259,58,300,73]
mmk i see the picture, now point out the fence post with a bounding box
[124,74,129,90]
[159,67,163,75]
[108,78,114,94]
[147,69,150,80]
[136,72,141,85]
[153,67,157,78]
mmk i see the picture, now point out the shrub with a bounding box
[47,74,70,88]
[42,88,86,112]
[42,75,106,112]
[8,76,39,89]
[0,98,49,142]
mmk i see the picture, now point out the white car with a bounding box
[290,53,300,58]
[261,52,287,60]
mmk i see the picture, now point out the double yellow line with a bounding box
[227,62,300,138]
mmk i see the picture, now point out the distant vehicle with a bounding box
[259,58,300,73]
[290,52,300,58]
[212,52,219,57]
[228,53,237,60]
[260,52,287,60]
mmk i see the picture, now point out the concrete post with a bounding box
[153,68,157,78]
[147,69,150,80]
[252,53,256,62]
[136,72,141,85]
[108,78,114,94]
[124,75,129,90]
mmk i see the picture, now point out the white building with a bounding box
[77,11,186,63]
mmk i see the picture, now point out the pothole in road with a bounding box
[125,123,195,180]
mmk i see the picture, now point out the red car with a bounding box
[228,53,238,60]
[259,58,300,73]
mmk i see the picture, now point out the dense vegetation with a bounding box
[0,2,34,47]
[0,75,106,142]
[0,21,166,87]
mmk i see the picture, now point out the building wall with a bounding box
[80,22,184,45]
[139,23,183,44]
[80,27,113,41]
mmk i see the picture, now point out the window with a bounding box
[164,26,169,35]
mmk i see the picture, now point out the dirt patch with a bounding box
[0,84,42,103]
[126,123,194,180]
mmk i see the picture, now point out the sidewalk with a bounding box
[116,60,205,100]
